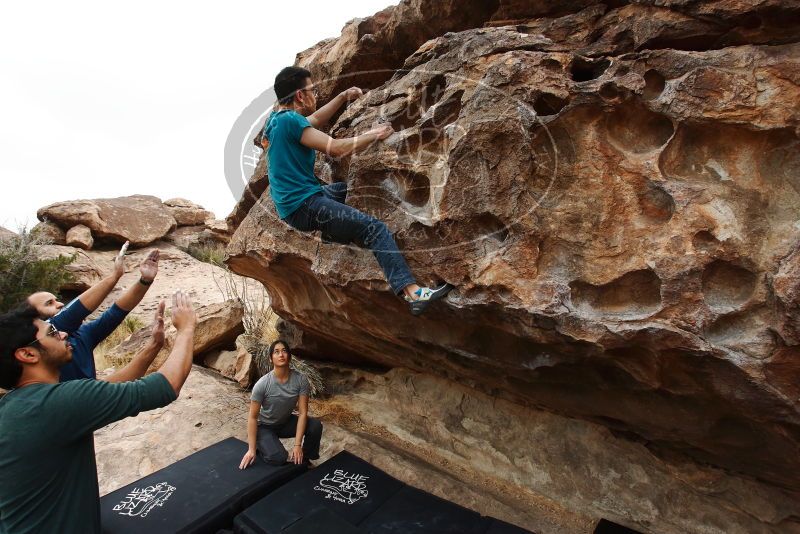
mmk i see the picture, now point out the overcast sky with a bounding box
[0,0,393,230]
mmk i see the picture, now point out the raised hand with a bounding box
[341,87,363,102]
[150,300,166,348]
[113,241,129,279]
[170,291,197,333]
[139,249,160,283]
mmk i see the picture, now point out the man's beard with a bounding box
[39,343,72,367]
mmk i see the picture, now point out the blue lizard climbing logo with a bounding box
[314,469,369,505]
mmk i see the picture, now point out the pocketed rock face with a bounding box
[228,0,800,528]
[295,0,502,103]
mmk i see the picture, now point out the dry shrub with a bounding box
[214,266,324,396]
[94,315,145,372]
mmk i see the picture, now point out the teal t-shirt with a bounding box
[264,109,322,218]
[0,373,177,534]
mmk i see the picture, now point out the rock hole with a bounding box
[701,260,757,312]
[570,269,662,319]
[642,33,723,52]
[638,181,674,223]
[420,90,463,135]
[421,74,447,111]
[594,518,644,534]
[740,13,762,29]
[605,101,674,154]
[601,0,631,10]
[384,169,430,207]
[705,310,775,359]
[389,99,421,131]
[643,69,666,100]
[532,93,569,116]
[397,130,441,166]
[692,230,718,252]
[570,56,610,82]
[616,65,630,77]
[472,213,510,244]
[541,58,563,72]
[429,89,463,126]
[599,83,620,101]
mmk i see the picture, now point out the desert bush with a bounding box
[214,266,324,396]
[186,242,226,266]
[0,227,75,313]
[94,315,146,372]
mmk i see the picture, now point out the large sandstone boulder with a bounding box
[203,334,255,388]
[31,221,65,245]
[91,242,250,321]
[226,162,268,231]
[163,198,213,226]
[65,224,93,250]
[109,300,244,372]
[314,364,800,533]
[295,0,499,104]
[228,0,800,502]
[163,221,230,251]
[35,245,108,291]
[37,195,177,246]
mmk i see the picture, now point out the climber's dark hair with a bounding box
[275,66,312,105]
[0,306,40,389]
[268,339,292,365]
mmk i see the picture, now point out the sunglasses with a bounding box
[27,322,60,347]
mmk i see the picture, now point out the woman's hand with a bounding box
[239,448,257,470]
[289,445,304,465]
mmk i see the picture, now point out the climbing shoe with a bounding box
[405,283,454,316]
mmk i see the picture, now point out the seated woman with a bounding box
[239,340,323,468]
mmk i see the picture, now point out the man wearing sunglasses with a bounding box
[0,292,197,534]
[22,245,161,383]
[262,66,454,316]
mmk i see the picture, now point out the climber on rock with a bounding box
[19,244,164,382]
[261,66,453,316]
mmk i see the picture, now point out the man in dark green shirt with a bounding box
[0,291,197,534]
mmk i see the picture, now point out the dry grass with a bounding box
[213,267,324,395]
[94,315,145,372]
[185,242,226,267]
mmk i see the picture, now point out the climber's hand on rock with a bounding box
[239,448,257,470]
[368,123,394,140]
[341,87,363,101]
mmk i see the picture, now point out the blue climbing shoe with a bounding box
[405,283,454,316]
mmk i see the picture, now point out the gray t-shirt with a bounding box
[250,370,310,425]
